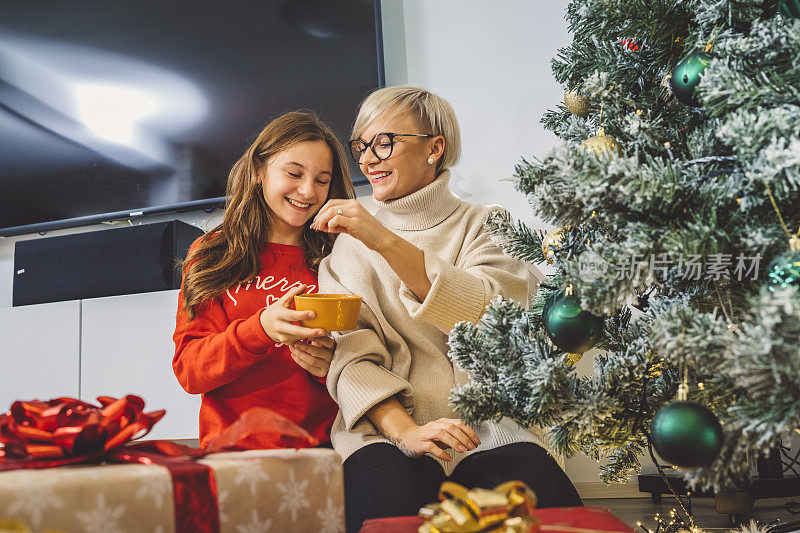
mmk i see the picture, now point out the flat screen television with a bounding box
[0,0,383,237]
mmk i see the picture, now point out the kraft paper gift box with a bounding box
[0,448,345,533]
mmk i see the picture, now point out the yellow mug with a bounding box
[294,294,362,332]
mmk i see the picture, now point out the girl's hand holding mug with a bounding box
[259,284,326,345]
[289,335,336,378]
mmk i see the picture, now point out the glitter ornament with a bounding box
[541,227,566,263]
[581,127,623,157]
[564,90,592,117]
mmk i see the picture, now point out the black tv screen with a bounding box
[0,0,383,236]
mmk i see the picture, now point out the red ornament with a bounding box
[621,38,641,51]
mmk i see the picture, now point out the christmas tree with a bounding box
[448,0,800,492]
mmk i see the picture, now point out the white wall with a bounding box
[392,0,566,231]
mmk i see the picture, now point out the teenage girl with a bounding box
[173,111,355,448]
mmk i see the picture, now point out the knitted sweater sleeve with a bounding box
[398,207,532,333]
[318,249,413,431]
[172,287,277,395]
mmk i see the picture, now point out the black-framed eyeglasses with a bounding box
[348,132,434,163]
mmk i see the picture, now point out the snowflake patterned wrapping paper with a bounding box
[0,447,345,533]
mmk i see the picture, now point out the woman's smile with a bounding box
[369,170,392,183]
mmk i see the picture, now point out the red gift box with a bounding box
[359,506,636,533]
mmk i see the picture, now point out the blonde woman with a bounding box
[312,87,581,531]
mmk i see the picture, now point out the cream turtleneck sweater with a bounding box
[319,171,541,475]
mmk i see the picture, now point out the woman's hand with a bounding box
[259,284,326,345]
[289,335,336,378]
[310,199,394,252]
[312,198,432,300]
[394,418,481,462]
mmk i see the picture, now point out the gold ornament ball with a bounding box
[564,90,591,117]
[660,72,672,90]
[660,73,682,109]
[542,227,565,263]
[566,352,583,365]
[581,127,623,157]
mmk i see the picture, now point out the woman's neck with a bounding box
[373,170,461,231]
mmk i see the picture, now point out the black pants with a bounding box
[342,442,582,533]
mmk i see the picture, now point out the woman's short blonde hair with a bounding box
[351,86,461,172]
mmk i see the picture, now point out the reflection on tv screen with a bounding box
[0,0,381,236]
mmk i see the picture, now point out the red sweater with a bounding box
[173,242,338,448]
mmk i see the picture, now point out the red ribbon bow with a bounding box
[0,395,164,468]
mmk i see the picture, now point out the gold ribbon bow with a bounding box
[418,480,539,533]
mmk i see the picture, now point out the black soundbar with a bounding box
[13,220,204,306]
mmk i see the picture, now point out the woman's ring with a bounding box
[336,208,343,215]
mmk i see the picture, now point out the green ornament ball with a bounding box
[779,0,800,18]
[542,290,604,354]
[651,401,723,468]
[669,50,713,106]
[767,250,800,291]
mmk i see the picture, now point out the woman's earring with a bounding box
[427,157,435,164]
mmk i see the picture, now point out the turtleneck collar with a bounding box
[373,170,462,231]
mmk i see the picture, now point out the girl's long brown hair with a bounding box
[181,111,355,319]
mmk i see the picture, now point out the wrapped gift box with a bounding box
[0,448,344,533]
[359,506,636,533]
